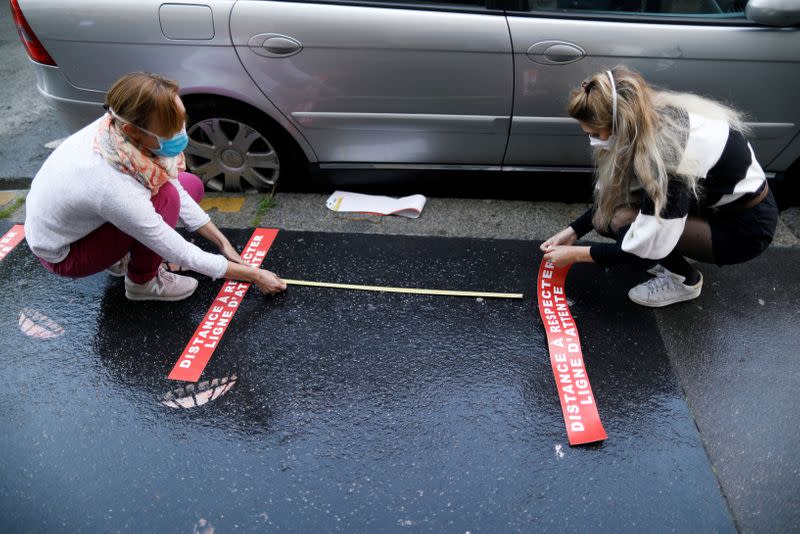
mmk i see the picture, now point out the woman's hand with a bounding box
[225,261,287,295]
[196,221,246,265]
[220,241,246,265]
[543,245,593,267]
[541,227,578,252]
[253,268,287,295]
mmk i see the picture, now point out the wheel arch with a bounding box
[180,91,318,165]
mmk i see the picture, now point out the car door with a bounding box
[230,0,513,167]
[504,1,800,172]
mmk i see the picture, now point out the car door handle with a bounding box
[247,33,303,58]
[526,41,585,65]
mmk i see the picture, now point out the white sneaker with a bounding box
[105,253,130,277]
[125,266,198,302]
[628,269,702,307]
[646,262,697,277]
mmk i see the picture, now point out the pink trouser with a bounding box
[40,172,205,284]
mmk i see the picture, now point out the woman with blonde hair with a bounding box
[542,66,777,307]
[25,72,286,300]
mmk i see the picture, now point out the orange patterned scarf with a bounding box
[93,114,185,195]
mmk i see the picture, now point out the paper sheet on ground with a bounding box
[326,191,427,219]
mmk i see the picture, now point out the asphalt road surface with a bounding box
[1,4,799,532]
[0,3,69,183]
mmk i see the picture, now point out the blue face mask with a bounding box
[148,128,189,158]
[109,109,188,158]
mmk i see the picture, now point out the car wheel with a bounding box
[183,98,306,193]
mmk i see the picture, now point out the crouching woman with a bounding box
[24,72,286,300]
[542,66,777,307]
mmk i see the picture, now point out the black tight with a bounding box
[675,217,715,263]
[600,206,713,284]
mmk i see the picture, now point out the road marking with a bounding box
[0,225,25,262]
[19,307,65,339]
[161,374,238,408]
[168,228,278,382]
[199,197,246,213]
[536,258,606,446]
[44,137,66,149]
[282,278,523,299]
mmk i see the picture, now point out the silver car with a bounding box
[11,0,800,194]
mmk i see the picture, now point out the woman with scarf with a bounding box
[541,66,777,307]
[25,72,286,301]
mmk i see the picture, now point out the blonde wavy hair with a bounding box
[567,65,748,231]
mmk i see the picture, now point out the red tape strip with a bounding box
[168,228,279,382]
[536,259,607,445]
[0,225,25,262]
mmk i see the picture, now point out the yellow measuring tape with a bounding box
[282,279,523,300]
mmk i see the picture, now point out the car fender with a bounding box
[180,84,319,165]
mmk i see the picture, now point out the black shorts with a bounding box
[704,190,778,266]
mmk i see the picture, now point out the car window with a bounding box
[529,0,747,18]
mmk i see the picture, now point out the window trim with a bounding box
[511,5,755,26]
[243,0,757,24]
[271,0,507,15]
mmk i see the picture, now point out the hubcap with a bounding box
[185,118,280,193]
[220,148,244,168]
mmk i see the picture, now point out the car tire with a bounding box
[183,97,308,193]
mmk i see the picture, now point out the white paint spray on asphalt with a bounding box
[44,137,66,149]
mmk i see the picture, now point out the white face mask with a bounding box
[589,135,614,149]
[585,70,618,150]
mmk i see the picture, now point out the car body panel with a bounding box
[20,0,319,162]
[15,0,800,178]
[159,3,215,40]
[505,15,800,169]
[230,1,513,164]
[32,62,105,131]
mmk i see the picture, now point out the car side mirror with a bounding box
[746,0,800,26]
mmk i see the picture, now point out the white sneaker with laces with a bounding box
[125,266,198,302]
[647,261,698,277]
[628,269,703,307]
[105,253,130,277]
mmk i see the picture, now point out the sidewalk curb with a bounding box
[2,184,799,246]
[0,178,32,190]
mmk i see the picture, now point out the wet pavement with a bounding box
[0,2,69,183]
[1,223,759,532]
[655,250,800,532]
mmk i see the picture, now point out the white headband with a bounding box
[607,70,617,133]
